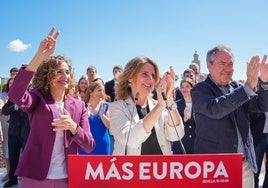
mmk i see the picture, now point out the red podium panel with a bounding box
[68,154,242,188]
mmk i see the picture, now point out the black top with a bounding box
[136,105,163,155]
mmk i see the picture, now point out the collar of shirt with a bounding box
[209,74,231,94]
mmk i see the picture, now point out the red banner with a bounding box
[68,154,242,188]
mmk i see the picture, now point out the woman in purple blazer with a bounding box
[8,27,95,188]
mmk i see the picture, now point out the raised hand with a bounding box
[246,56,260,91]
[38,27,60,56]
[26,27,60,72]
[155,75,168,110]
[169,66,176,81]
[260,55,268,82]
[165,73,175,100]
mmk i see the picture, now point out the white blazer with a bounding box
[110,96,184,155]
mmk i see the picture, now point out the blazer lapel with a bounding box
[64,96,75,117]
[45,93,58,119]
[207,76,249,143]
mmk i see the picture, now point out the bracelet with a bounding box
[258,78,268,91]
[259,77,268,85]
[167,103,177,111]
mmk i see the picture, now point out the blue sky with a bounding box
[1,0,268,82]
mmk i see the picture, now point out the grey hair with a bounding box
[206,45,234,64]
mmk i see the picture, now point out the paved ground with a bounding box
[0,169,20,188]
[0,142,19,188]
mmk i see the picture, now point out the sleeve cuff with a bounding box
[243,82,255,97]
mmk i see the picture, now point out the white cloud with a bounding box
[7,39,31,52]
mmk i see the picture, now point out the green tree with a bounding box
[0,83,5,92]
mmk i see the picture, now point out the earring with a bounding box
[127,82,132,88]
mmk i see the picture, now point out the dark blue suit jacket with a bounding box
[105,79,115,102]
[250,112,266,147]
[191,75,268,173]
[2,99,30,139]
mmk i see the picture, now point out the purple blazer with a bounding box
[8,67,95,181]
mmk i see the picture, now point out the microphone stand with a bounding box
[124,92,140,155]
[161,92,186,154]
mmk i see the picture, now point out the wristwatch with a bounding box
[168,103,177,111]
[259,78,268,90]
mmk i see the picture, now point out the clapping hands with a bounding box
[260,55,268,82]
[246,55,268,91]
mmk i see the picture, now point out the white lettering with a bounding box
[153,162,167,179]
[105,162,121,180]
[170,162,183,179]
[203,162,215,178]
[214,161,228,178]
[122,162,134,180]
[84,159,229,181]
[85,162,104,180]
[184,162,201,179]
[140,162,151,179]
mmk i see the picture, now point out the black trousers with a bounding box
[7,132,28,181]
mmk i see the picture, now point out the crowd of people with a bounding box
[0,27,268,188]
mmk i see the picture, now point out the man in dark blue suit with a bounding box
[105,65,123,154]
[2,99,30,187]
[191,45,268,188]
[250,112,268,188]
[105,65,123,102]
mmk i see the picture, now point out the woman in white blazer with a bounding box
[110,56,184,155]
